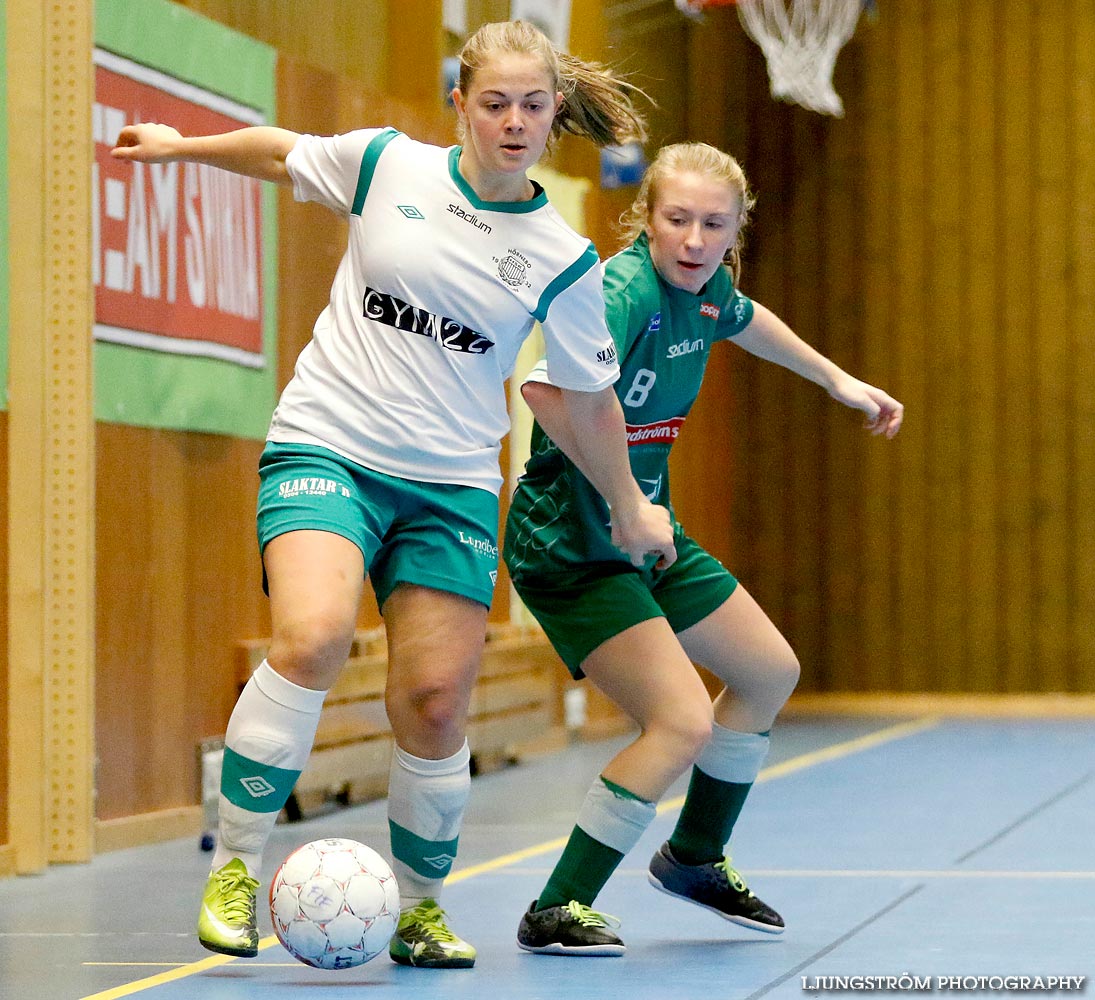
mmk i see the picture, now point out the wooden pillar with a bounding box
[6,0,95,871]
[388,0,444,106]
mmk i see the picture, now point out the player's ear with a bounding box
[554,91,564,115]
[452,87,467,117]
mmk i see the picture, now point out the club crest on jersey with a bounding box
[494,248,532,288]
[700,302,721,320]
[362,286,495,355]
[646,313,661,334]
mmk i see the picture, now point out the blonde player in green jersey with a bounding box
[504,142,903,955]
[112,21,676,969]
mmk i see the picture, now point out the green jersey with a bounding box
[504,233,754,576]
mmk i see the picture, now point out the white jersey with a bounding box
[270,128,619,494]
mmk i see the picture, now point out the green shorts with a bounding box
[511,529,738,678]
[257,442,500,610]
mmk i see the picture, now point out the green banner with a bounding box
[94,0,277,438]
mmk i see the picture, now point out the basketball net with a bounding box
[676,0,866,117]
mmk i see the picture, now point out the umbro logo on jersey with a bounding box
[700,302,721,319]
[398,205,425,219]
[363,286,495,355]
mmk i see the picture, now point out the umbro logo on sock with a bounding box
[239,775,276,798]
[422,853,456,870]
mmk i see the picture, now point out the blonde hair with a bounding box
[457,20,648,147]
[619,142,755,283]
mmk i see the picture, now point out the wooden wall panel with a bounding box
[95,428,267,820]
[174,0,389,91]
[857,8,898,689]
[626,1,1095,695]
[1031,8,1073,691]
[997,2,1036,689]
[1073,0,1095,690]
[964,0,1000,691]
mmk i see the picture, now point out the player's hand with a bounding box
[829,374,904,439]
[111,123,184,163]
[610,499,677,570]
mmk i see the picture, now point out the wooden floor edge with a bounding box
[94,805,204,855]
[783,692,1095,718]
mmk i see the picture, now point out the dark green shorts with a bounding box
[257,442,500,610]
[510,530,738,678]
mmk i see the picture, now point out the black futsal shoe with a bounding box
[647,841,785,933]
[517,899,626,956]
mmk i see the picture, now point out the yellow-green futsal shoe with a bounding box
[389,898,476,968]
[198,858,260,957]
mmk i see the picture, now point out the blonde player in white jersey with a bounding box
[112,19,674,970]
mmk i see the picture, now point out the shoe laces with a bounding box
[403,900,458,943]
[563,901,621,929]
[714,856,752,896]
[213,866,259,923]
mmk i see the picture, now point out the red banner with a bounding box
[93,56,265,364]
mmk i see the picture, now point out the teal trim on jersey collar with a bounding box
[448,145,548,213]
[533,242,599,322]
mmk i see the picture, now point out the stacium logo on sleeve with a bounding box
[362,286,495,355]
[596,343,618,365]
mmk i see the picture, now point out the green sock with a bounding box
[668,766,752,866]
[536,826,624,911]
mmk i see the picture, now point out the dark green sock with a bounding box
[668,766,753,866]
[536,826,625,911]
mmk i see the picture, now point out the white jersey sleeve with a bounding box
[538,252,620,392]
[285,129,389,217]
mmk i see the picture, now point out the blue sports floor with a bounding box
[2,715,1092,1000]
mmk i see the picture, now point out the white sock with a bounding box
[213,660,326,877]
[387,741,471,909]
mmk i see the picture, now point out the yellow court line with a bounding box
[79,715,937,999]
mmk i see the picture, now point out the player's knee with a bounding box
[404,683,467,739]
[269,615,354,688]
[772,649,801,701]
[662,701,715,766]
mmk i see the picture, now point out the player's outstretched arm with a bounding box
[111,123,301,185]
[734,301,904,439]
[522,381,677,569]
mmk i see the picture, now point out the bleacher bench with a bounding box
[235,621,560,819]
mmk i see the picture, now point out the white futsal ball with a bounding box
[269,838,400,970]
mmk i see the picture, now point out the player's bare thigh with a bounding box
[676,584,799,732]
[264,528,365,690]
[382,583,488,759]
